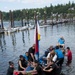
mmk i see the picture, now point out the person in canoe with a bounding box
[28,44,35,62]
[58,36,65,48]
[43,59,60,75]
[7,61,15,75]
[23,52,28,61]
[14,60,45,75]
[18,55,27,71]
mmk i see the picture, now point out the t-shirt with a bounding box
[28,47,35,61]
[47,53,50,58]
[58,38,65,44]
[67,50,72,61]
[51,64,60,75]
[18,59,27,71]
[36,65,45,75]
[52,54,57,62]
[7,67,14,75]
[47,53,57,62]
[45,63,60,75]
[23,54,28,61]
[55,49,64,59]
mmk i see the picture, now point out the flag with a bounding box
[35,21,40,61]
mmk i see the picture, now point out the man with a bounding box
[16,60,45,75]
[55,46,64,68]
[65,47,72,66]
[43,59,60,75]
[58,36,65,48]
[23,52,28,61]
[7,61,15,75]
[28,44,35,62]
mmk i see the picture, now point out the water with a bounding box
[0,22,75,75]
[3,21,22,28]
[3,20,35,28]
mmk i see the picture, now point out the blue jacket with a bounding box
[23,54,28,61]
[55,49,64,59]
[58,38,65,44]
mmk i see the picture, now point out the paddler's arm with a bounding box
[30,53,34,61]
[43,68,53,72]
[44,61,52,69]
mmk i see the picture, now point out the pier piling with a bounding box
[10,10,14,28]
[0,11,4,29]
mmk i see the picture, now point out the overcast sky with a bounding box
[0,0,75,12]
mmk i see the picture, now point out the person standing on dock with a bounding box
[58,36,65,48]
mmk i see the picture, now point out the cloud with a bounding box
[0,0,75,4]
[0,0,75,12]
[0,0,17,2]
[4,6,8,9]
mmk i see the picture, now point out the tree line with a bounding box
[2,1,75,21]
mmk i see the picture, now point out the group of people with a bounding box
[6,36,72,75]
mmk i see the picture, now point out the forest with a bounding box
[2,1,75,21]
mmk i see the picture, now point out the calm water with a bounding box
[0,22,75,75]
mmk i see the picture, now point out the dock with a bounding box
[0,18,75,34]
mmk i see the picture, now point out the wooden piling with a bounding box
[21,18,23,27]
[0,11,4,29]
[27,11,29,26]
[34,11,37,28]
[51,12,53,25]
[9,10,14,28]
[21,11,23,27]
[44,11,47,24]
[56,13,58,21]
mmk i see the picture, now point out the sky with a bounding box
[0,0,75,12]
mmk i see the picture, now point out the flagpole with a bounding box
[34,11,40,61]
[36,13,39,61]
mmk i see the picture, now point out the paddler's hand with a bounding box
[43,68,46,71]
[24,68,26,71]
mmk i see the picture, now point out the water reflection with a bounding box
[11,33,16,51]
[0,34,6,52]
[22,31,25,47]
[28,30,30,44]
[50,25,53,36]
[44,27,47,37]
[2,34,6,50]
[0,34,3,51]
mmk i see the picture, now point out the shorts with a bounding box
[66,60,72,66]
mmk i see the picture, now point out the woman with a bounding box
[17,60,45,75]
[18,55,27,71]
[43,60,60,75]
[47,49,57,64]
